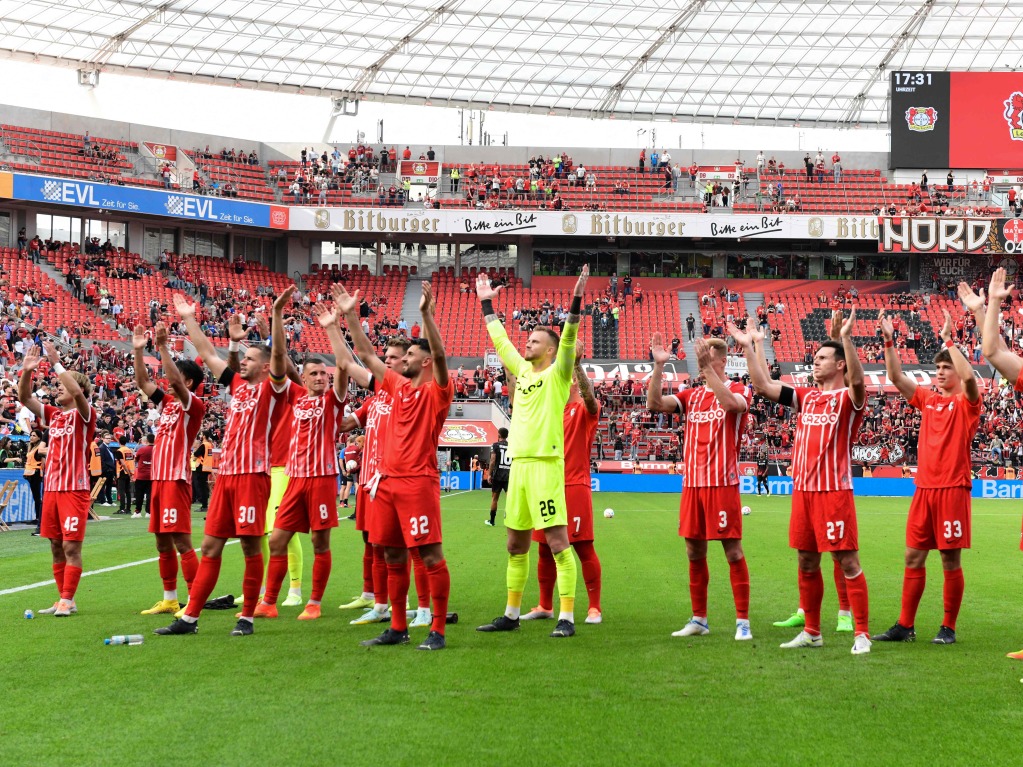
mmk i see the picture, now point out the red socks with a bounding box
[728,557,750,620]
[159,551,178,591]
[372,546,388,606]
[184,556,222,619]
[898,566,926,628]
[943,568,964,631]
[241,554,264,618]
[179,549,198,589]
[798,568,824,636]
[311,551,331,603]
[263,555,289,606]
[845,570,870,636]
[689,558,710,618]
[387,561,410,631]
[60,565,82,601]
[410,547,431,609]
[574,541,602,612]
[426,559,450,634]
[362,542,374,594]
[833,559,850,612]
[537,543,557,612]
[52,562,65,595]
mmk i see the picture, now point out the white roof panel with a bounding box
[0,0,1018,125]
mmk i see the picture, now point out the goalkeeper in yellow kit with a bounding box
[475,265,589,638]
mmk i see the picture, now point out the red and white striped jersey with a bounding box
[669,384,749,487]
[352,390,393,478]
[218,373,283,476]
[43,404,96,492]
[791,387,864,491]
[151,390,206,482]
[279,380,347,478]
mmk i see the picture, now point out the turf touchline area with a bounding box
[3,490,1023,764]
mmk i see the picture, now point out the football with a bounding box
[741,505,752,516]
[603,508,615,518]
[345,460,358,472]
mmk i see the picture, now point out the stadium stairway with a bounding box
[743,292,775,364]
[400,277,424,327]
[678,292,702,377]
[36,257,128,348]
[590,304,619,358]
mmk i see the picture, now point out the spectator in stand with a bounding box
[402,146,412,160]
[832,152,842,183]
[947,170,954,192]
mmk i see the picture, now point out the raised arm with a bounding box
[270,285,296,385]
[957,282,987,340]
[44,341,90,419]
[313,300,352,397]
[174,293,227,380]
[554,265,589,379]
[646,333,678,413]
[695,338,746,413]
[226,314,247,373]
[839,308,866,408]
[573,339,598,416]
[254,312,302,386]
[334,284,386,382]
[154,323,190,404]
[17,343,45,420]
[476,272,525,373]
[133,324,158,398]
[982,268,1023,385]
[939,308,980,403]
[728,315,782,402]
[878,311,916,400]
[419,282,448,387]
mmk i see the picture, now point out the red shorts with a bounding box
[906,486,971,550]
[370,476,441,549]
[275,475,340,534]
[148,480,193,534]
[679,485,742,540]
[355,484,374,532]
[206,472,271,539]
[790,489,859,552]
[532,484,594,544]
[40,490,91,542]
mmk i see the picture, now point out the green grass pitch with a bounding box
[2,490,1023,765]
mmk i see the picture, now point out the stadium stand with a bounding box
[185,150,276,201]
[0,124,161,188]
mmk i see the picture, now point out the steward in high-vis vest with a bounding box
[116,435,136,514]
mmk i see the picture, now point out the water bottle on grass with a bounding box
[104,634,144,645]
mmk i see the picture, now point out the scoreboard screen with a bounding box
[889,71,1023,168]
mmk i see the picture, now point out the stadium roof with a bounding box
[1,0,1021,127]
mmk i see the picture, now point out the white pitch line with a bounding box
[1,490,475,597]
[0,540,239,598]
